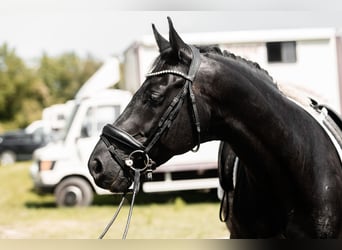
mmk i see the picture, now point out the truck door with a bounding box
[76,105,121,165]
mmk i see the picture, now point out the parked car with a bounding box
[0,120,51,165]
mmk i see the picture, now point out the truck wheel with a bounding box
[55,177,94,207]
[0,150,16,165]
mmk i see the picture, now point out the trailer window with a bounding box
[266,41,297,63]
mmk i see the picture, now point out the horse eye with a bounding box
[149,92,164,104]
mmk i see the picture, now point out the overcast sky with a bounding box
[1,0,342,61]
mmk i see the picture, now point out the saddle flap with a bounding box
[322,105,342,132]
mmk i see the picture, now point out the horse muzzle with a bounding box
[88,139,133,193]
[88,125,156,193]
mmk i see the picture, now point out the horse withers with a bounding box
[88,17,342,238]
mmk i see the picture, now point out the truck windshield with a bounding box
[61,103,80,141]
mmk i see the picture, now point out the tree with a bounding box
[0,44,51,129]
[0,43,102,131]
[38,52,101,105]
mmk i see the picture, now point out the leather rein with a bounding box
[98,45,202,239]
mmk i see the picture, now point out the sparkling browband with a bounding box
[146,70,193,82]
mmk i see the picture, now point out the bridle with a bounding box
[98,45,202,239]
[100,45,202,180]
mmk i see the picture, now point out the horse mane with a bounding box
[161,43,309,104]
[195,44,314,108]
[195,44,274,84]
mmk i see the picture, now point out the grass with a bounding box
[0,162,228,239]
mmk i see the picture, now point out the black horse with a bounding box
[88,17,342,238]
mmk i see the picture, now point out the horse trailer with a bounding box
[121,28,342,114]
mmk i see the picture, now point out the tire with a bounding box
[55,177,94,207]
[0,150,16,166]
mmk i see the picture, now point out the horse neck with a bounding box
[204,57,295,168]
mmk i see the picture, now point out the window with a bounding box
[266,41,297,63]
[81,105,121,138]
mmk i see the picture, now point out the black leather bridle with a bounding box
[100,45,202,180]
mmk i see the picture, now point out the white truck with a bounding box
[30,44,220,207]
[30,89,132,206]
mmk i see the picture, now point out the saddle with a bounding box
[309,98,342,162]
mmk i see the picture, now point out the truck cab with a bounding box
[30,89,132,206]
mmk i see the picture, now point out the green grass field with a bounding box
[0,162,228,239]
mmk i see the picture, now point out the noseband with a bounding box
[100,45,202,179]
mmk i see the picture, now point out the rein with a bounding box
[98,167,142,239]
[98,45,202,239]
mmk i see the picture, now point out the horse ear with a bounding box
[167,16,192,63]
[152,24,170,53]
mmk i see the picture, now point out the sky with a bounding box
[1,0,342,61]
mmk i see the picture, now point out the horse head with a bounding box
[88,17,214,193]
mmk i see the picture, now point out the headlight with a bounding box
[38,160,56,171]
